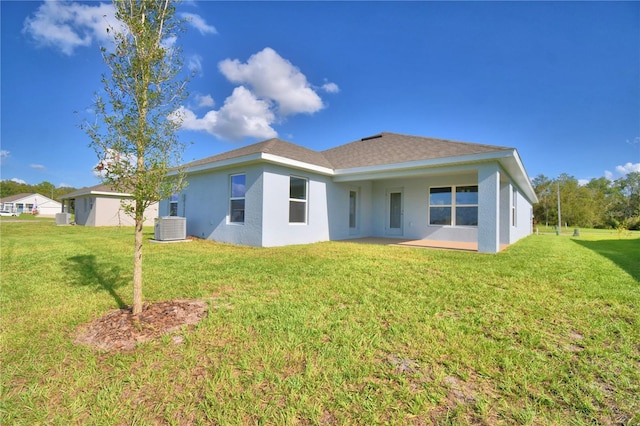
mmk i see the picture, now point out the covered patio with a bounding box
[343,237,508,252]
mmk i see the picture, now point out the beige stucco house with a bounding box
[59,184,158,227]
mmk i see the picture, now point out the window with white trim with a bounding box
[289,176,307,223]
[349,190,357,229]
[429,185,478,226]
[512,188,517,226]
[229,174,246,223]
[169,194,179,216]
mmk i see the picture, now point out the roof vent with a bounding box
[361,134,383,141]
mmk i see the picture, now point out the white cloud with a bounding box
[321,82,340,94]
[178,87,277,140]
[22,1,118,55]
[180,12,217,35]
[23,4,214,56]
[0,150,9,165]
[179,48,337,141]
[187,54,204,74]
[219,47,324,116]
[194,94,215,108]
[162,35,178,49]
[11,178,26,185]
[30,164,46,170]
[93,148,136,178]
[59,182,73,188]
[615,162,640,175]
[214,87,277,140]
[605,162,640,180]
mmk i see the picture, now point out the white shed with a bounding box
[59,184,158,227]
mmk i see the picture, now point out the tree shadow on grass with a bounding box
[572,238,640,282]
[67,255,128,308]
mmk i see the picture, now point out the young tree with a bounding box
[83,0,188,315]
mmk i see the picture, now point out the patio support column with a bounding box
[478,163,500,253]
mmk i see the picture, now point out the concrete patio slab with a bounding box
[343,237,508,252]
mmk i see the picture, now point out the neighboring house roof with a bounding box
[0,193,60,204]
[0,193,37,203]
[59,183,132,200]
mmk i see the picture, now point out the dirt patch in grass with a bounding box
[74,299,208,352]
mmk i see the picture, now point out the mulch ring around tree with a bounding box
[73,299,208,352]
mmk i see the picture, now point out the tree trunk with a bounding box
[132,214,144,315]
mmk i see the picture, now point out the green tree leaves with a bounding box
[532,172,640,230]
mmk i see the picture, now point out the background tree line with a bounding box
[2,172,639,231]
[533,172,640,230]
[0,180,78,201]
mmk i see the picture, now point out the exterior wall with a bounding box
[74,195,95,226]
[161,164,264,246]
[511,187,533,243]
[75,195,157,226]
[165,164,334,247]
[261,164,331,247]
[478,163,501,253]
[368,171,479,243]
[166,159,533,250]
[500,180,534,246]
[34,196,62,217]
[95,197,130,226]
[327,181,373,241]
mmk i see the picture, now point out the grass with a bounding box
[1,221,638,425]
[0,214,55,221]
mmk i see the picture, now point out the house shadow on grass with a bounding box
[66,255,128,308]
[572,238,640,282]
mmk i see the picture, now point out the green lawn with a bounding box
[1,222,638,425]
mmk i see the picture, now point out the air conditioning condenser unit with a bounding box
[56,212,71,225]
[154,216,186,241]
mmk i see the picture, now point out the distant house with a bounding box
[59,184,158,227]
[0,193,62,217]
[160,132,538,253]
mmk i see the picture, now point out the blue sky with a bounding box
[1,1,638,189]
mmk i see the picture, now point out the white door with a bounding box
[386,189,403,236]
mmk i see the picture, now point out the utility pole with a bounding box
[557,181,561,236]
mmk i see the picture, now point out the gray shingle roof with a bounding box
[185,132,511,172]
[0,193,38,203]
[322,132,512,169]
[58,183,128,199]
[184,138,334,169]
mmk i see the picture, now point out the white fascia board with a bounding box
[333,163,480,182]
[89,191,133,197]
[499,150,539,204]
[180,153,264,175]
[180,152,334,176]
[60,190,133,199]
[333,150,514,182]
[260,153,334,175]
